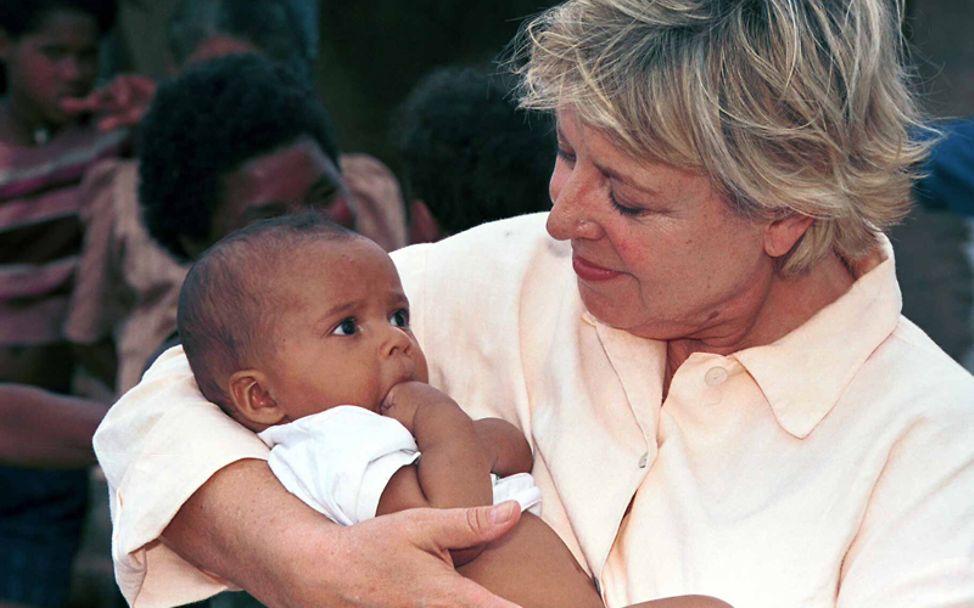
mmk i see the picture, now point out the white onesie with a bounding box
[257,405,541,525]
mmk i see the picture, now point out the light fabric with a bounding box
[64,159,188,394]
[258,405,541,526]
[94,213,974,608]
[257,406,418,526]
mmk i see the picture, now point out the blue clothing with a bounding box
[0,467,88,607]
[915,119,974,216]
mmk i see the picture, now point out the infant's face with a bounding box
[263,237,428,419]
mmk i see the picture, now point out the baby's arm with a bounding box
[378,381,493,513]
[474,417,533,477]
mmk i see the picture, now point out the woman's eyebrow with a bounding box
[596,161,659,195]
[555,120,659,195]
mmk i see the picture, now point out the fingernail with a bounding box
[489,501,517,524]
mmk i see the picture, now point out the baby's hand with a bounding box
[380,381,458,433]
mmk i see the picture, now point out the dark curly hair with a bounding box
[138,53,341,261]
[0,0,117,37]
[394,65,554,234]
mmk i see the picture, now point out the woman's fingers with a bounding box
[420,501,522,551]
[310,504,524,608]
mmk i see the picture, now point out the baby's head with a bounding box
[178,211,428,431]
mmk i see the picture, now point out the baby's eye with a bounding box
[332,317,358,336]
[390,309,410,328]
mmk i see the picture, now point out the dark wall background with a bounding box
[315,0,556,171]
[313,0,974,170]
[111,1,973,161]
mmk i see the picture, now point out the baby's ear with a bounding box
[228,370,286,426]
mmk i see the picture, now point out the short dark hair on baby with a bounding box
[178,211,357,411]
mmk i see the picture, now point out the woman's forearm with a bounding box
[161,458,522,608]
[162,459,335,598]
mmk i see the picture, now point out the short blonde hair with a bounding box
[516,0,932,273]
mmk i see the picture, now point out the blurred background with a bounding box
[108,0,974,168]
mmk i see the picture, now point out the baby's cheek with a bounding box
[414,348,430,383]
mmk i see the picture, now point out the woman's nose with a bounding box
[546,182,604,242]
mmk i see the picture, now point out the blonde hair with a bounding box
[516,0,933,273]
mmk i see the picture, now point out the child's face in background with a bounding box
[262,237,429,419]
[1,9,100,129]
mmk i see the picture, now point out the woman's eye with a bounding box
[556,146,576,164]
[609,193,644,217]
[332,318,358,336]
[390,309,410,328]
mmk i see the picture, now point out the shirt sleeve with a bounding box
[93,346,271,607]
[837,401,974,607]
[257,406,419,526]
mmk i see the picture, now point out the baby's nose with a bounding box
[381,326,412,356]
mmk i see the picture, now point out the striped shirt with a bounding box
[0,125,126,386]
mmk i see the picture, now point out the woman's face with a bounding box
[547,110,776,342]
[1,9,100,128]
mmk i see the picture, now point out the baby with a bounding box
[178,211,730,608]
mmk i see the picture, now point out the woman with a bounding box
[94,1,974,607]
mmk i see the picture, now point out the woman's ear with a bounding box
[228,370,287,426]
[764,213,815,259]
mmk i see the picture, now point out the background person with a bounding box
[93,1,974,607]
[393,65,553,243]
[0,1,123,607]
[67,52,351,394]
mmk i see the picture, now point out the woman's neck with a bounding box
[662,252,855,396]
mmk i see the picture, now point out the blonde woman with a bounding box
[94,1,973,607]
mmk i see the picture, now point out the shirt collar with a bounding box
[733,235,902,438]
[581,236,902,439]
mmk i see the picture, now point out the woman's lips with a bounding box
[572,255,622,281]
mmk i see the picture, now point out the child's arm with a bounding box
[473,417,533,477]
[378,381,493,513]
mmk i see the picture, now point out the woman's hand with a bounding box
[164,460,522,608]
[289,502,525,608]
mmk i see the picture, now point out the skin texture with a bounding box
[228,238,426,424]
[0,9,99,143]
[548,109,854,390]
[162,459,524,608]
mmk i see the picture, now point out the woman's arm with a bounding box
[164,459,523,608]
